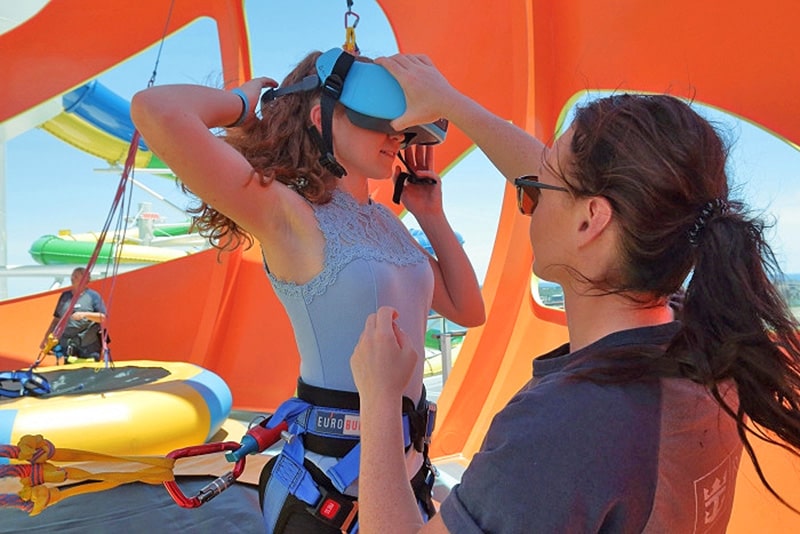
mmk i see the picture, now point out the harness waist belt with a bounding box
[299,406,362,439]
[296,379,434,457]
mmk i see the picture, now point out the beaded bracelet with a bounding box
[228,88,249,127]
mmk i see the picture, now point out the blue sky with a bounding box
[2,0,798,300]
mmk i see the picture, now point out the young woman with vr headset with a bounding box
[131,48,484,533]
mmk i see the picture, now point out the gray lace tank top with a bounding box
[267,189,434,396]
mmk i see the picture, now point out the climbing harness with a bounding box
[244,379,437,533]
[0,369,51,398]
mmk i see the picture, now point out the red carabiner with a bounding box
[163,441,246,508]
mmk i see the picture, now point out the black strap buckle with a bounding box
[403,395,437,453]
[306,126,347,178]
[322,73,345,100]
[309,486,358,533]
[392,153,437,204]
[393,172,438,204]
[261,75,320,105]
[392,171,409,204]
[310,52,356,179]
[424,401,437,447]
[321,52,355,99]
[319,152,347,178]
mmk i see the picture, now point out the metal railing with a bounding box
[428,313,467,385]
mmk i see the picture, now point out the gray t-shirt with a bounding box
[440,322,742,533]
[54,287,107,338]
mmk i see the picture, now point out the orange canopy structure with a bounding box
[1,1,798,530]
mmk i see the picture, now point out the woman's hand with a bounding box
[395,145,443,217]
[351,307,417,403]
[376,54,455,132]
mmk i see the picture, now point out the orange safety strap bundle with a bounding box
[0,433,257,516]
[0,434,175,516]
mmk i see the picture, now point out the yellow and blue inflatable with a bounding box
[0,360,232,457]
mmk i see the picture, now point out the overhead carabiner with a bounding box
[344,9,360,29]
[343,1,360,55]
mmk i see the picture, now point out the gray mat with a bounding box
[0,477,264,533]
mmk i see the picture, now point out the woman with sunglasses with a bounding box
[350,54,800,533]
[131,49,484,533]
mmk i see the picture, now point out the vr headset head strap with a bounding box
[260,51,355,178]
[260,75,320,103]
[316,51,355,178]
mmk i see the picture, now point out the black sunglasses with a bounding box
[514,176,570,215]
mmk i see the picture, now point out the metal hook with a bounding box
[163,441,246,508]
[344,10,360,29]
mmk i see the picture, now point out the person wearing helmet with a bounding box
[131,48,485,533]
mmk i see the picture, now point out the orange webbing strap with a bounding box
[0,434,175,516]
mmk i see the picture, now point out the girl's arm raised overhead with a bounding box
[130,79,314,251]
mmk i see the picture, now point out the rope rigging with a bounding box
[1,2,181,400]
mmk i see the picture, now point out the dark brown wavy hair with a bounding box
[183,51,359,251]
[561,93,800,511]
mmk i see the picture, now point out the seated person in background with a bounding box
[42,267,108,362]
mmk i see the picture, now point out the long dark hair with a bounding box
[566,93,800,510]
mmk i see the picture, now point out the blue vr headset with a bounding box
[261,48,448,177]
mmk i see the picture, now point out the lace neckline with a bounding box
[268,188,428,303]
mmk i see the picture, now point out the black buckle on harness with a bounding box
[404,396,437,453]
[424,402,437,448]
[309,486,358,533]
